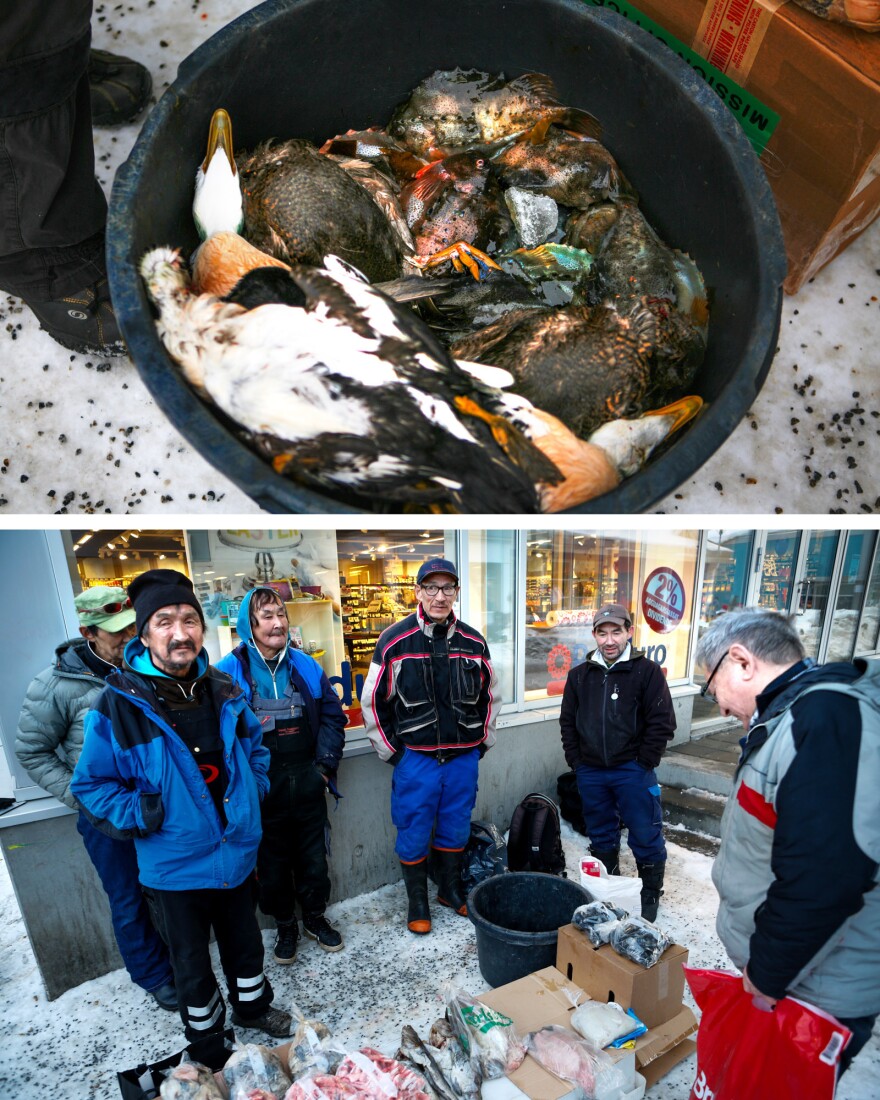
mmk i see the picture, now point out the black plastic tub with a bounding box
[467,871,593,987]
[107,0,786,514]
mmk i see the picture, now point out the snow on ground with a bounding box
[0,823,877,1098]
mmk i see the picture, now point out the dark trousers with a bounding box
[837,1013,878,1078]
[145,877,273,1043]
[0,1,108,299]
[576,760,666,863]
[76,811,173,993]
[258,760,331,920]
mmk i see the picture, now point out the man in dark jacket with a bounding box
[71,569,291,1043]
[16,586,176,1010]
[559,603,676,921]
[696,608,879,1080]
[362,558,499,935]
[216,586,347,965]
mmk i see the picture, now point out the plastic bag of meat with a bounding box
[284,1074,363,1100]
[572,902,627,947]
[159,1058,225,1100]
[222,1043,292,1100]
[525,1025,626,1100]
[443,985,527,1080]
[789,0,880,32]
[336,1048,432,1100]
[609,916,670,968]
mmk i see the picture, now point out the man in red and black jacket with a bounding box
[559,603,676,921]
[362,558,499,935]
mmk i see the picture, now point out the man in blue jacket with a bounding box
[71,569,291,1042]
[217,586,347,965]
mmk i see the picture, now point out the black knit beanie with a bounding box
[128,569,205,636]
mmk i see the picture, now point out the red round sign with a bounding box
[641,567,686,634]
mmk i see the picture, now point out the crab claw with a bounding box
[412,241,503,281]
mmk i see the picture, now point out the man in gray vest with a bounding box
[696,608,880,1079]
[16,586,176,1010]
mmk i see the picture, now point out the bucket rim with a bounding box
[467,871,594,944]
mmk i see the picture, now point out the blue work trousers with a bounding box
[575,760,666,863]
[391,748,479,863]
[76,810,173,992]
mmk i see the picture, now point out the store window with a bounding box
[70,529,188,590]
[693,530,756,721]
[856,543,880,657]
[794,531,839,659]
[757,531,801,611]
[465,530,517,705]
[827,531,877,662]
[524,529,698,700]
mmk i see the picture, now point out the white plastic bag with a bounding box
[579,857,642,916]
[570,1002,638,1048]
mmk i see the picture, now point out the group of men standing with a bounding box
[15,561,878,1083]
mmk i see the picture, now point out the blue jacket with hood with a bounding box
[215,587,346,778]
[70,637,270,892]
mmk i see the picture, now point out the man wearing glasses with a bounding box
[16,586,176,1011]
[362,558,498,935]
[560,603,676,922]
[695,607,879,1081]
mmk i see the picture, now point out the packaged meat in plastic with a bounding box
[572,902,627,947]
[284,1074,363,1100]
[397,1023,481,1100]
[525,1025,626,1100]
[570,1002,645,1048]
[609,916,670,968]
[159,1058,225,1100]
[443,985,527,1079]
[336,1048,432,1100]
[222,1043,292,1100]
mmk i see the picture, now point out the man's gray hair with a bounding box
[695,608,805,670]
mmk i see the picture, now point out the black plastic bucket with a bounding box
[107,0,786,513]
[467,871,593,987]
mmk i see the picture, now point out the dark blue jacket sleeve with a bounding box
[747,692,878,999]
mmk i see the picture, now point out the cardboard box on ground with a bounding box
[585,0,880,294]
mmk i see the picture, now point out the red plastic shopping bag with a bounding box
[685,967,852,1100]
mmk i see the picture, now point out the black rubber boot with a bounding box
[400,859,431,934]
[433,848,468,916]
[590,847,621,876]
[637,861,666,923]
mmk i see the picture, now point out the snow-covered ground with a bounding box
[1,823,877,1098]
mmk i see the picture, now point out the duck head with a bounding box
[193,107,244,240]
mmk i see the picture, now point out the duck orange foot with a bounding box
[412,241,503,281]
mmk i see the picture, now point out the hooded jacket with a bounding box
[16,638,108,809]
[713,658,880,1016]
[215,587,346,777]
[70,637,270,891]
[559,647,676,770]
[361,604,499,764]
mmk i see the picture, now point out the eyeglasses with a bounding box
[94,598,132,614]
[700,650,730,703]
[420,583,458,597]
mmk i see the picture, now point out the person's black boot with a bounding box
[636,861,666,923]
[230,1005,292,1039]
[272,918,299,964]
[149,981,177,1011]
[590,847,621,876]
[23,274,127,357]
[434,848,468,916]
[400,858,431,934]
[302,912,343,952]
[89,49,152,126]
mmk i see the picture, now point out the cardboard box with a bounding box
[479,966,697,1097]
[556,924,688,1030]
[585,0,880,293]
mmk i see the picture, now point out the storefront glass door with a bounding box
[826,531,878,662]
[794,531,840,660]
